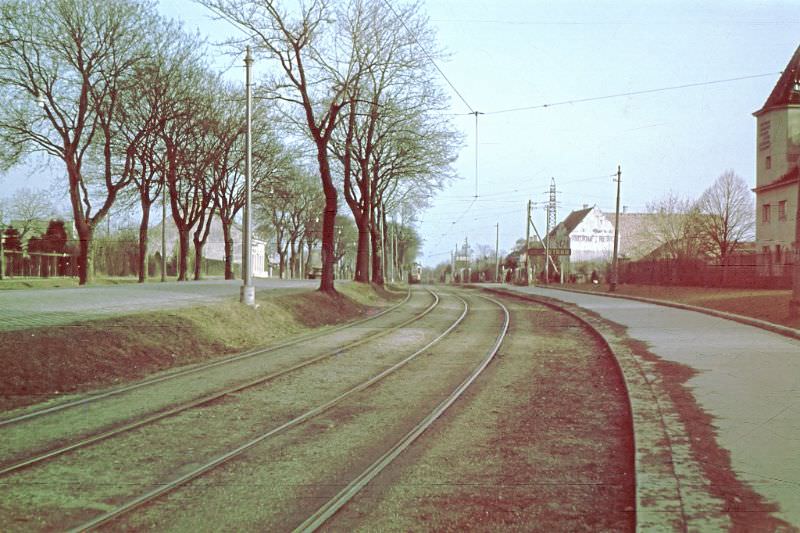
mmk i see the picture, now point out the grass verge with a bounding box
[0,283,401,412]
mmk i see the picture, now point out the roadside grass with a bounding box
[0,283,396,412]
[0,276,143,290]
[568,283,800,329]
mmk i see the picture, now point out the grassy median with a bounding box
[0,283,403,412]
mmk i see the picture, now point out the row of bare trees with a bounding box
[0,0,459,290]
[0,0,298,284]
[201,0,460,291]
[640,170,755,265]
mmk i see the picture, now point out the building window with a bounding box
[778,200,787,221]
[766,155,771,169]
[775,245,782,263]
[762,204,771,223]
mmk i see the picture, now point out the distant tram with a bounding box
[408,263,422,284]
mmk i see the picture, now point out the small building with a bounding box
[752,44,800,274]
[548,205,616,263]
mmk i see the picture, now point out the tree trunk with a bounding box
[138,200,151,283]
[193,241,203,280]
[316,143,337,293]
[222,220,234,280]
[369,211,383,285]
[76,222,94,285]
[176,228,190,281]
[354,214,370,283]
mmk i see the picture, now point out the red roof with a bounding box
[754,44,800,115]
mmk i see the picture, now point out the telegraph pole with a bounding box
[524,200,531,285]
[464,235,470,283]
[161,174,166,282]
[240,46,255,306]
[610,165,622,292]
[495,222,500,283]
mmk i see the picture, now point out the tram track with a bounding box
[0,287,413,429]
[1,287,639,531]
[65,289,475,531]
[293,293,509,532]
[0,288,437,477]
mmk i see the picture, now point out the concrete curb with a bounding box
[536,285,800,342]
[482,286,732,532]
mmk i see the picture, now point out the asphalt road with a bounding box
[496,283,800,528]
[0,278,318,331]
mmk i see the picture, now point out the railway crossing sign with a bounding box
[528,247,571,256]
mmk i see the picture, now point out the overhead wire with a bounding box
[482,72,781,115]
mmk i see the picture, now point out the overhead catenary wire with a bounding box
[381,0,475,115]
[481,72,781,115]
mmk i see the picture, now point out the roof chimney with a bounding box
[622,205,628,213]
[582,204,588,209]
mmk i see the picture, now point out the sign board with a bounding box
[528,247,571,256]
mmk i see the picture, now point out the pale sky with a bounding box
[3,1,799,267]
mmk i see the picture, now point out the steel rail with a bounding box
[70,290,469,533]
[0,289,437,478]
[293,293,510,532]
[0,287,413,428]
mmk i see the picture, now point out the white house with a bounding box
[547,205,616,263]
[148,216,272,277]
[752,44,800,273]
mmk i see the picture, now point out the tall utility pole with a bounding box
[161,174,166,282]
[464,235,470,283]
[240,46,255,306]
[545,178,557,284]
[451,246,456,284]
[610,165,622,292]
[495,222,500,283]
[524,200,531,285]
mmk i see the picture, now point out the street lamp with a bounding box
[240,46,255,306]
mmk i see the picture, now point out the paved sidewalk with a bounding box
[491,283,800,528]
[0,279,318,331]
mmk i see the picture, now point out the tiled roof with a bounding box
[549,207,592,238]
[755,44,800,114]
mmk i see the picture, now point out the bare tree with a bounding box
[643,192,704,260]
[694,170,755,264]
[162,74,221,281]
[4,187,56,242]
[199,0,362,293]
[333,0,458,284]
[212,93,290,280]
[114,24,205,282]
[0,0,156,284]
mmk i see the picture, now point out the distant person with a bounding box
[591,270,599,284]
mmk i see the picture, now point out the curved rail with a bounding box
[0,289,435,477]
[0,287,413,428]
[70,290,470,532]
[293,293,510,532]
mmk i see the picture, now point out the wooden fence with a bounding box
[619,253,793,289]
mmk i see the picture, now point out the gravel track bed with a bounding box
[323,290,636,531]
[0,290,462,530]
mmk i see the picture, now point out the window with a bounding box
[762,204,771,223]
[778,200,787,221]
[766,155,772,169]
